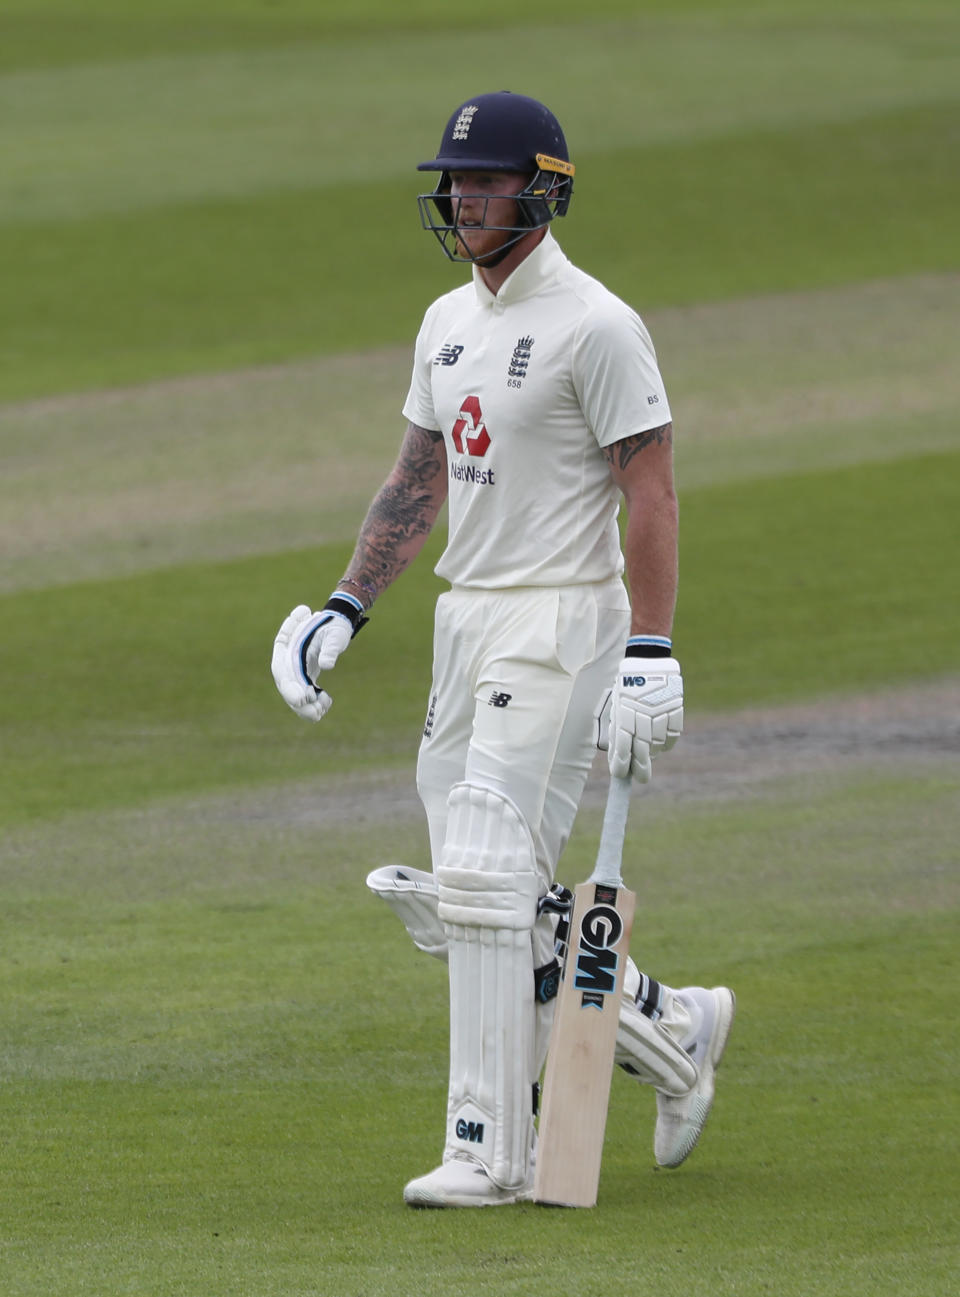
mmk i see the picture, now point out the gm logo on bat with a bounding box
[573,901,623,1009]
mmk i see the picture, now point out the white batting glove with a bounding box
[607,643,684,782]
[270,594,368,722]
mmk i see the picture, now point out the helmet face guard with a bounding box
[416,92,575,265]
[417,159,574,265]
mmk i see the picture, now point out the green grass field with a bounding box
[1,1,958,1293]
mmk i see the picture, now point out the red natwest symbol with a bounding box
[451,395,491,457]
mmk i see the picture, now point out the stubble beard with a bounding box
[453,224,514,265]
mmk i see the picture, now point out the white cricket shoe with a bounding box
[403,1156,533,1208]
[654,986,736,1168]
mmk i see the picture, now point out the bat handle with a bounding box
[592,773,632,886]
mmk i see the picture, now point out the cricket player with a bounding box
[272,92,735,1207]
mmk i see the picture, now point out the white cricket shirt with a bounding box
[402,231,672,589]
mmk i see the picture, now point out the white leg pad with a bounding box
[615,961,698,1097]
[365,864,696,1101]
[657,981,696,1047]
[366,863,696,1102]
[363,858,556,1070]
[365,865,447,961]
[437,783,540,1192]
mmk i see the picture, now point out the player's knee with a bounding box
[437,782,540,932]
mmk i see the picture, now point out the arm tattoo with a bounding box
[603,422,673,473]
[343,425,447,599]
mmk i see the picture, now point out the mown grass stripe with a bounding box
[3,103,958,402]
[1,452,956,827]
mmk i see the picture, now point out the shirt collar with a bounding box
[471,229,567,307]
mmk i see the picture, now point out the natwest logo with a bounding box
[451,395,491,457]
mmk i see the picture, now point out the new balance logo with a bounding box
[488,691,512,708]
[455,1118,485,1144]
[434,343,464,366]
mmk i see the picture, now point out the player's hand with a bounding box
[270,597,367,722]
[607,656,684,782]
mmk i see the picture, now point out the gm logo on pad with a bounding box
[455,1118,485,1144]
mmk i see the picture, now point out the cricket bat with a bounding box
[533,773,635,1207]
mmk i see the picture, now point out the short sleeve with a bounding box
[572,301,671,448]
[401,301,443,432]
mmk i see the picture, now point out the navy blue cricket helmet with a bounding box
[417,91,575,264]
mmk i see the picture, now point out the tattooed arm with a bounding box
[603,422,678,638]
[337,422,448,607]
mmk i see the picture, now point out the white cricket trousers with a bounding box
[416,579,630,888]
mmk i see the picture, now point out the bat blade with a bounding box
[533,877,635,1207]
